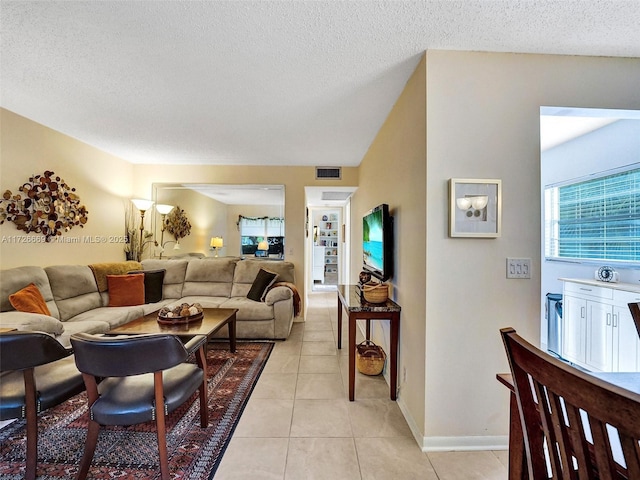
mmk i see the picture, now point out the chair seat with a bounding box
[0,355,84,420]
[91,363,204,425]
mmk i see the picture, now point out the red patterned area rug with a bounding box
[0,341,274,479]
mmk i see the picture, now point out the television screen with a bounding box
[363,204,392,280]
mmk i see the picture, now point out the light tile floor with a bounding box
[215,291,508,479]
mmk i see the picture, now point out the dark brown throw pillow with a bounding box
[128,269,166,304]
[247,268,278,302]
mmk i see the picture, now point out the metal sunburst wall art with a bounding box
[0,170,89,241]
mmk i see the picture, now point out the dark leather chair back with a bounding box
[71,332,189,377]
[0,330,72,371]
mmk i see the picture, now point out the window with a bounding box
[545,166,640,264]
[238,216,285,256]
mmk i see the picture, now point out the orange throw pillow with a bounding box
[107,274,145,307]
[9,283,51,316]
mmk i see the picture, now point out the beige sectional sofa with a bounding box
[0,257,297,346]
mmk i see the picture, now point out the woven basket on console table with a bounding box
[356,340,386,375]
[362,282,388,304]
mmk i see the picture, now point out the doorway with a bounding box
[304,187,356,301]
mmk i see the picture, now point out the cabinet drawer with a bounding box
[614,289,640,304]
[564,282,613,300]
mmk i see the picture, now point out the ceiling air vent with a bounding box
[315,167,341,180]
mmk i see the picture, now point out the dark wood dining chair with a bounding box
[629,302,640,339]
[70,332,209,480]
[500,327,640,479]
[0,331,85,480]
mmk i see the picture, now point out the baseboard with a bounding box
[421,435,509,452]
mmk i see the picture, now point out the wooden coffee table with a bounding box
[108,308,238,353]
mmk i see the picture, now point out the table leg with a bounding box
[348,313,356,401]
[390,314,398,401]
[337,300,343,349]
[366,319,371,340]
[228,314,237,353]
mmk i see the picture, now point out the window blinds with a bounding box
[545,168,640,263]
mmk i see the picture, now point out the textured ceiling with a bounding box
[2,1,640,167]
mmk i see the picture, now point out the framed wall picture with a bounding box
[449,178,502,238]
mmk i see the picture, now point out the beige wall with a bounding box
[422,51,640,449]
[0,109,134,268]
[352,55,427,439]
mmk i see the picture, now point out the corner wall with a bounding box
[353,54,427,439]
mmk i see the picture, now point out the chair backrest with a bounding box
[500,327,640,479]
[70,333,190,377]
[629,302,640,339]
[0,331,71,371]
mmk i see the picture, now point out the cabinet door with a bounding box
[614,305,640,372]
[585,301,614,372]
[562,295,587,365]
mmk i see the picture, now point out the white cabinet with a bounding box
[562,279,640,372]
[313,246,325,283]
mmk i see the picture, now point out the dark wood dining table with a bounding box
[497,371,640,479]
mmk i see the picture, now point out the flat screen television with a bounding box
[362,203,393,281]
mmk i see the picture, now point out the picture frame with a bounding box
[449,178,502,238]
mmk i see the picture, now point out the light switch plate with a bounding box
[507,258,531,279]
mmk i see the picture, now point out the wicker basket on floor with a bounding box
[356,340,386,376]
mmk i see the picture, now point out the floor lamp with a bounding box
[131,198,154,262]
[155,204,174,258]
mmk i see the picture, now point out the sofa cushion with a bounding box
[128,269,165,303]
[0,311,64,335]
[246,268,278,302]
[231,260,295,297]
[9,283,51,316]
[141,259,189,299]
[107,274,145,307]
[220,297,276,321]
[65,305,145,329]
[0,266,59,319]
[45,265,102,321]
[182,258,238,297]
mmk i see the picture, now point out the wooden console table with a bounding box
[337,284,401,401]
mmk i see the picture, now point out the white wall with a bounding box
[423,50,640,450]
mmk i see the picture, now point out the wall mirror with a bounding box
[152,184,285,259]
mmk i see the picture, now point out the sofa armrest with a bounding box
[0,311,65,336]
[264,286,293,306]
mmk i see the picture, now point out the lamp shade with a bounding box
[210,236,224,248]
[131,198,154,211]
[156,204,174,215]
[257,241,269,251]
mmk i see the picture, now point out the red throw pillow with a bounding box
[9,283,51,315]
[107,274,145,307]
